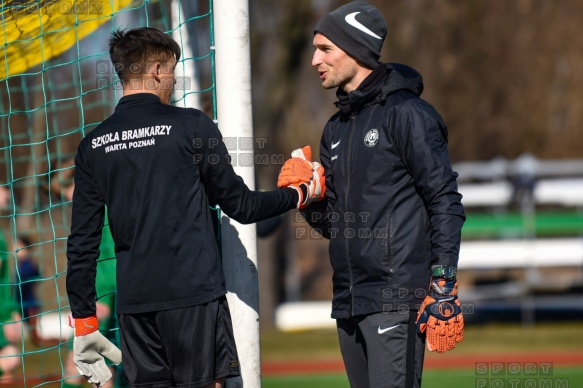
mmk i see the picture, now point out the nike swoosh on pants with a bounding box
[377,324,399,334]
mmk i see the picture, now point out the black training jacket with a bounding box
[302,63,465,319]
[67,94,298,317]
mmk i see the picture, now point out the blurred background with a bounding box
[1,0,582,386]
[249,0,583,328]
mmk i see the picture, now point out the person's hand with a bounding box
[277,145,326,209]
[95,302,111,321]
[5,312,23,343]
[277,148,313,188]
[416,268,464,353]
[70,315,122,387]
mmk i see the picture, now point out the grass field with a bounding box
[260,322,583,387]
[263,368,583,387]
[260,322,583,359]
[3,322,582,386]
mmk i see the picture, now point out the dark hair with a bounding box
[109,27,181,85]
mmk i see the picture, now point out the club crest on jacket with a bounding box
[364,129,379,147]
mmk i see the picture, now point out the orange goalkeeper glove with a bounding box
[277,157,313,189]
[277,145,326,209]
[69,315,122,387]
[416,266,464,354]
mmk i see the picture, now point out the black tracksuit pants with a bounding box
[337,310,425,388]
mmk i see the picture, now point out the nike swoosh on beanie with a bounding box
[314,0,387,69]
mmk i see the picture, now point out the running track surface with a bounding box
[261,351,583,376]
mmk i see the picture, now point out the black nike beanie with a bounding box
[314,0,387,69]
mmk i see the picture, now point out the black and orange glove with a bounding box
[69,315,122,387]
[416,266,464,354]
[277,146,326,209]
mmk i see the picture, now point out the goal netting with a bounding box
[0,0,216,385]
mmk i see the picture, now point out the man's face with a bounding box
[312,33,359,91]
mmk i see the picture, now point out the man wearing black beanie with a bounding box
[295,1,467,387]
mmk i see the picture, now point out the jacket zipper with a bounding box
[346,112,356,316]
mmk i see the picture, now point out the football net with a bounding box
[0,0,216,385]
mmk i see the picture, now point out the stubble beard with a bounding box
[321,66,357,91]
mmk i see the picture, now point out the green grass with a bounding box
[462,211,583,238]
[8,322,583,386]
[260,322,583,361]
[263,368,583,388]
[454,322,583,353]
[263,374,350,388]
[261,323,583,387]
[422,368,582,388]
[261,327,342,361]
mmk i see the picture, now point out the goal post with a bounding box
[213,1,262,387]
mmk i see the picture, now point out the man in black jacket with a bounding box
[66,27,324,388]
[297,1,466,387]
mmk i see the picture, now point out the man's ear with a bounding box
[150,62,162,83]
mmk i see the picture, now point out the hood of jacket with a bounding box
[335,63,424,114]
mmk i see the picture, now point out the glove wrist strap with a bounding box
[69,314,99,336]
[431,265,457,280]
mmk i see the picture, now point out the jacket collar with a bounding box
[117,93,162,108]
[335,63,424,115]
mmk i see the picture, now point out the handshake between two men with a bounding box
[277,145,326,209]
[278,147,465,355]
